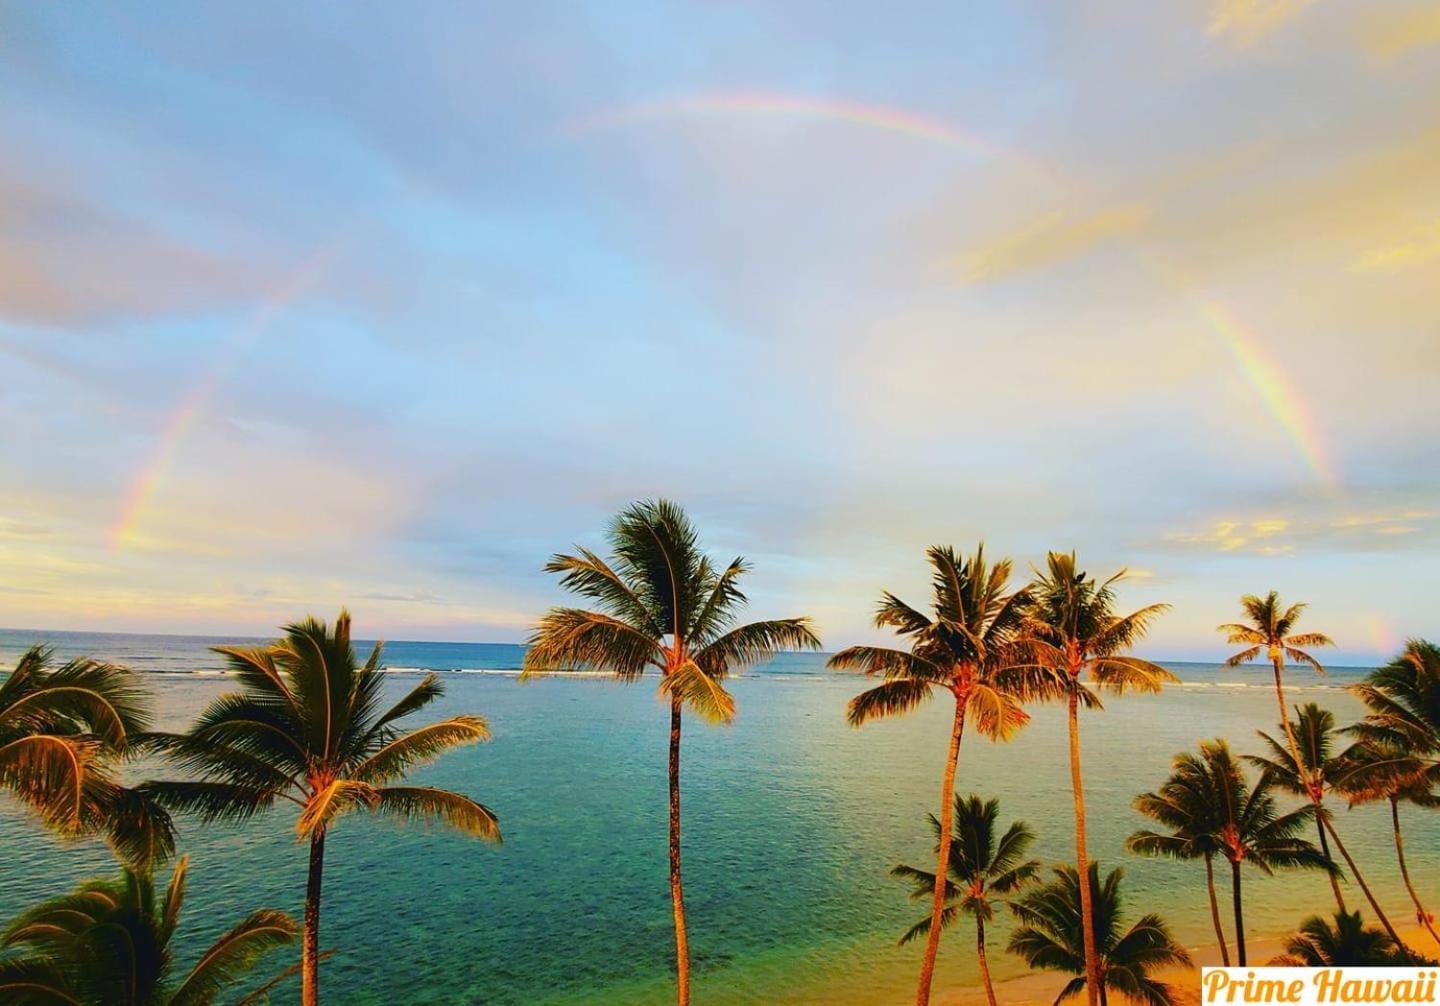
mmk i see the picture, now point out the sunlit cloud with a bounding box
[953,204,1150,282]
[1207,0,1322,46]
[1161,508,1439,556]
[1353,219,1440,272]
[1362,5,1440,61]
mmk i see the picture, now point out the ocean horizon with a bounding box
[2,627,1431,1004]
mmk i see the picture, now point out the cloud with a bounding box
[1207,0,1322,46]
[0,169,273,327]
[953,204,1151,282]
[1161,507,1439,556]
[1353,219,1440,272]
[1362,5,1440,61]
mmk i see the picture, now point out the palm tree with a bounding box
[522,500,818,1006]
[0,856,297,1004]
[892,794,1040,1006]
[1197,739,1333,965]
[1128,753,1234,965]
[1269,910,1410,966]
[1022,552,1172,1006]
[1,644,174,871]
[1336,737,1440,949]
[1217,592,1333,796]
[142,611,499,1006]
[1244,703,1350,911]
[1008,862,1192,1006]
[829,544,1030,1006]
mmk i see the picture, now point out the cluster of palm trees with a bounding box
[2,497,1438,1005]
[0,613,498,1004]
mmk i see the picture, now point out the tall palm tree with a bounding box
[1128,753,1234,966]
[1022,552,1172,1006]
[1245,703,1350,911]
[522,500,818,1006]
[1197,739,1333,965]
[1217,591,1333,794]
[829,544,1031,1006]
[1007,862,1192,1006]
[0,856,297,1004]
[892,794,1040,1006]
[1336,734,1440,949]
[1,644,174,871]
[1269,910,1411,966]
[142,611,500,1006]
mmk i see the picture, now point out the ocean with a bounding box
[1,629,1433,1004]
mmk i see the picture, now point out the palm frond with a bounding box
[351,716,490,784]
[520,608,662,681]
[693,618,820,678]
[846,678,933,727]
[375,786,502,842]
[168,909,299,1006]
[659,660,736,725]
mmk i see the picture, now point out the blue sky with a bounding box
[2,1,1438,661]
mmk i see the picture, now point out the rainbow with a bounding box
[109,244,345,551]
[569,89,1341,491]
[565,91,1052,178]
[1141,257,1340,492]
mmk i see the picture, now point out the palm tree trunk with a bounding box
[1204,853,1230,966]
[302,829,325,1006]
[1270,657,1305,783]
[1316,811,1347,913]
[1230,858,1246,967]
[668,696,690,1006]
[1321,814,1411,961]
[1067,690,1101,1006]
[1390,797,1440,949]
[915,698,966,1006]
[976,913,998,1006]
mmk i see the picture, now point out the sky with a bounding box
[2,1,1438,663]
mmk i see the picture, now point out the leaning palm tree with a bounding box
[1247,704,1409,954]
[1128,752,1234,965]
[522,500,818,1006]
[1022,552,1172,1006]
[1218,592,1333,791]
[0,855,297,1004]
[0,644,174,871]
[1008,862,1191,1006]
[892,794,1040,1006]
[1200,739,1333,965]
[829,544,1031,1006]
[1245,703,1350,911]
[142,611,499,1006]
[1336,738,1440,949]
[1269,910,1411,966]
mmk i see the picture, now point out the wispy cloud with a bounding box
[1362,5,1440,61]
[953,204,1150,282]
[1207,0,1322,46]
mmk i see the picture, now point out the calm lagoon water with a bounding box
[3,630,1435,1004]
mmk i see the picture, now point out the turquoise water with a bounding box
[2,630,1436,1003]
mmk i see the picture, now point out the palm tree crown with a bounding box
[1348,639,1440,782]
[892,794,1040,942]
[1008,862,1192,1006]
[1023,552,1174,705]
[144,611,499,841]
[1219,592,1333,674]
[829,545,1031,732]
[522,498,820,719]
[0,856,297,1005]
[1270,910,1410,966]
[0,644,174,871]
